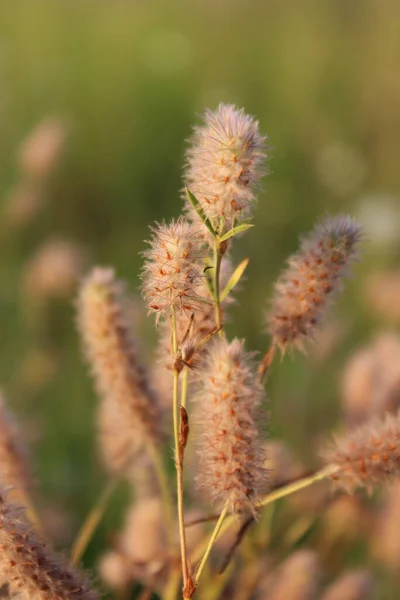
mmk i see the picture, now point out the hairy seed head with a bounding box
[321,410,400,493]
[267,215,362,354]
[0,488,98,600]
[320,569,374,600]
[141,218,205,322]
[194,337,268,514]
[342,333,400,427]
[77,267,164,471]
[184,103,267,236]
[261,550,320,600]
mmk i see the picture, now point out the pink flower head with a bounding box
[141,218,205,322]
[267,215,362,353]
[184,104,267,235]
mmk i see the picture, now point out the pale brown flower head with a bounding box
[98,551,131,592]
[141,218,205,322]
[0,488,98,600]
[260,549,320,600]
[267,215,362,354]
[18,117,67,180]
[194,337,268,514]
[320,570,374,600]
[365,269,400,323]
[184,103,267,236]
[97,398,159,496]
[77,267,164,467]
[342,333,400,427]
[22,237,87,301]
[321,410,400,493]
[0,393,33,499]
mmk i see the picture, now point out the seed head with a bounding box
[0,488,98,599]
[320,570,374,600]
[141,218,205,322]
[0,393,33,498]
[321,410,400,493]
[77,267,164,467]
[267,215,362,353]
[342,333,400,427]
[194,337,268,514]
[184,104,267,235]
[260,550,320,600]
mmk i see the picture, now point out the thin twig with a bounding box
[71,476,119,565]
[171,311,190,590]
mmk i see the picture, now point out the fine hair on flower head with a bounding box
[184,103,268,237]
[141,217,206,323]
[266,214,363,354]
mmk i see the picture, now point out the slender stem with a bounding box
[180,367,189,410]
[195,502,229,585]
[258,465,337,508]
[258,343,276,381]
[71,476,119,565]
[213,239,223,335]
[190,465,338,567]
[171,311,190,589]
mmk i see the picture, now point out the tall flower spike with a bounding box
[141,218,205,322]
[77,267,164,467]
[267,215,362,354]
[184,103,267,235]
[0,488,99,599]
[321,410,400,493]
[194,337,267,514]
[0,393,33,498]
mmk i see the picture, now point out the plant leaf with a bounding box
[185,188,216,237]
[220,258,249,301]
[219,223,254,242]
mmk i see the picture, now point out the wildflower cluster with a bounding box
[3,103,398,600]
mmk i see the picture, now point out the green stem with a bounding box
[195,502,229,585]
[190,465,338,567]
[213,239,223,335]
[171,311,189,590]
[71,476,119,565]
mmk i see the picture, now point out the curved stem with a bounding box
[195,502,229,586]
[190,465,338,567]
[71,476,118,565]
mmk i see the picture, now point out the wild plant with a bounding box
[2,103,394,600]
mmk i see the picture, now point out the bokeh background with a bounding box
[1,1,400,597]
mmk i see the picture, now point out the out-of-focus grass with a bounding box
[0,0,400,595]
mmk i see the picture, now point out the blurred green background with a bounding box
[1,0,400,596]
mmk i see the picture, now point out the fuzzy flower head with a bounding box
[321,410,400,493]
[141,218,205,322]
[194,337,268,515]
[184,104,267,235]
[0,488,98,599]
[77,267,163,458]
[267,215,362,354]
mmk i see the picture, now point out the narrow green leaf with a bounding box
[220,258,249,301]
[185,188,216,237]
[219,223,254,242]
